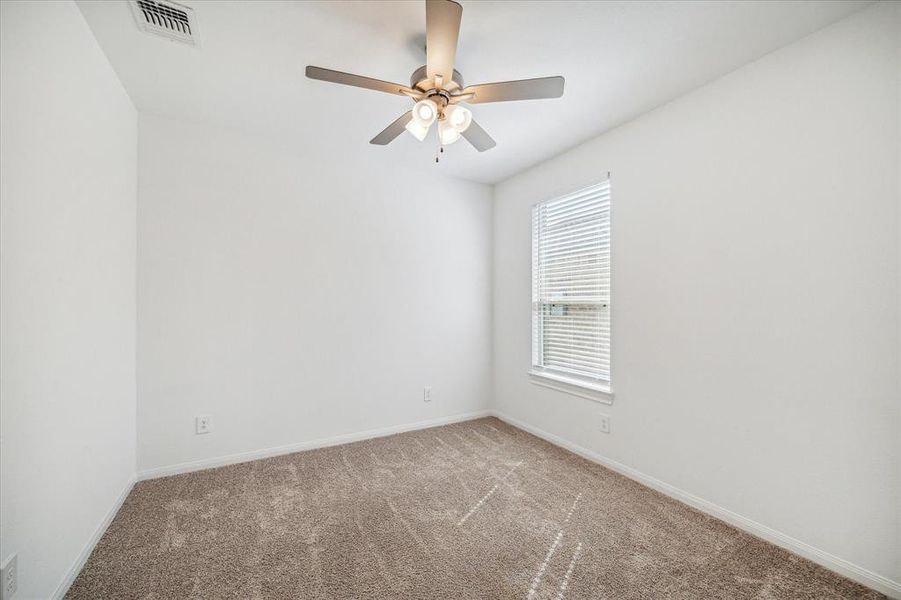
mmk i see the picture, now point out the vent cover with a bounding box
[129,0,197,46]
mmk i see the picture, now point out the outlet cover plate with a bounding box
[1,553,18,600]
[599,414,611,434]
[195,415,212,434]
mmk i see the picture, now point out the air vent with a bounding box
[129,0,197,46]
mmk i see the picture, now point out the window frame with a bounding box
[528,177,613,403]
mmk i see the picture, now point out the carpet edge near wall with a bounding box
[53,475,136,600]
[136,410,494,481]
[60,408,899,599]
[488,409,901,599]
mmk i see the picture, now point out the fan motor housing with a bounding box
[410,65,464,93]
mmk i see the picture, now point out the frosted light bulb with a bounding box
[412,99,438,126]
[444,105,472,132]
[439,120,461,145]
[405,119,430,142]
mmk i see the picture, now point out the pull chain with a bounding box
[436,111,446,163]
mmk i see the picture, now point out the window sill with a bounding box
[527,370,614,405]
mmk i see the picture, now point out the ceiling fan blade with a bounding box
[306,66,413,96]
[370,111,414,145]
[463,76,565,104]
[461,119,496,152]
[426,0,462,85]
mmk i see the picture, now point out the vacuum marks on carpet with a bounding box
[67,418,883,599]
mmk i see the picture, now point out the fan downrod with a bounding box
[409,65,464,94]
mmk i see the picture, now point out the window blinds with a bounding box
[532,179,611,384]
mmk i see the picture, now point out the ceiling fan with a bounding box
[306,0,564,155]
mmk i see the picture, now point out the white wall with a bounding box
[494,1,900,588]
[137,115,493,473]
[0,1,138,598]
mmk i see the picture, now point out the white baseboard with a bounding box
[52,475,136,600]
[55,410,899,598]
[489,410,901,599]
[137,409,493,481]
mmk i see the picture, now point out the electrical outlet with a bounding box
[598,414,611,434]
[195,415,212,434]
[423,387,432,402]
[1,553,18,600]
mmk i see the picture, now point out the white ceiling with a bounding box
[77,0,871,184]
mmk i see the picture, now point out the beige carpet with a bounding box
[68,417,882,599]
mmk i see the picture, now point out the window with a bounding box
[531,179,611,394]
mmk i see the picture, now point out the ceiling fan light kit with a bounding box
[412,98,439,126]
[445,104,472,133]
[305,0,565,157]
[438,119,462,145]
[405,119,430,142]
